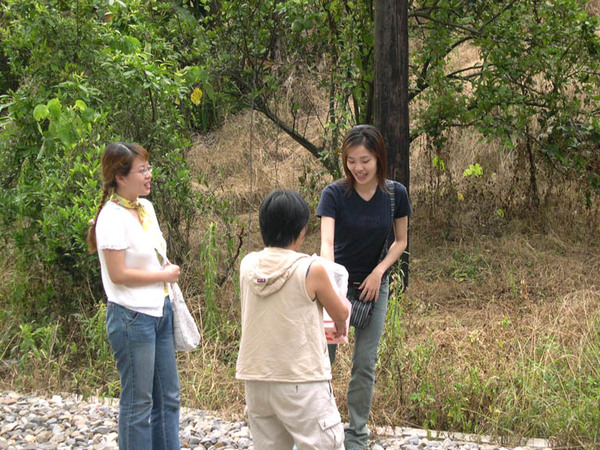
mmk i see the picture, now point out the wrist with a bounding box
[372,267,385,277]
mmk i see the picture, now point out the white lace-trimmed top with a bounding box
[95,198,169,317]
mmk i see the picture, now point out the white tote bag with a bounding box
[169,282,201,352]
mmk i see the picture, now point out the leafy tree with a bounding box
[203,0,600,202]
[414,0,600,205]
[0,0,210,317]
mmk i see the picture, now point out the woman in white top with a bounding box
[87,142,182,450]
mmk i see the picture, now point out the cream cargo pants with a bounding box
[245,380,345,450]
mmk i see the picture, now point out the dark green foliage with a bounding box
[0,0,215,318]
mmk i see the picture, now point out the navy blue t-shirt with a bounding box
[317,180,411,283]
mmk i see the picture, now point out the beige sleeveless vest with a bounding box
[236,248,331,382]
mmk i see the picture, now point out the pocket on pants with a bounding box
[318,410,344,449]
[106,303,140,339]
[121,308,139,327]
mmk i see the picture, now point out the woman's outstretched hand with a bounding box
[334,320,348,338]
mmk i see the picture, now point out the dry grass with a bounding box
[587,0,600,16]
[188,110,330,216]
[323,223,600,440]
[172,101,600,447]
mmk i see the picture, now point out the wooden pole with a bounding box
[374,0,410,288]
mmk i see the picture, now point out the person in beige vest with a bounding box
[236,189,349,450]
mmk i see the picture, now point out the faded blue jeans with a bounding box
[106,298,181,450]
[328,278,389,450]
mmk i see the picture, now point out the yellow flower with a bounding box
[191,88,203,106]
[457,192,464,202]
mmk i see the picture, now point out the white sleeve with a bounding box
[96,204,128,250]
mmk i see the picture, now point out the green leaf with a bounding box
[81,107,96,123]
[33,104,49,121]
[184,66,202,84]
[291,20,303,33]
[125,36,142,52]
[74,100,87,111]
[47,98,62,120]
[57,122,76,148]
[463,163,483,178]
[433,156,446,172]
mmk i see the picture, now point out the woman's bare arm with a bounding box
[103,249,180,286]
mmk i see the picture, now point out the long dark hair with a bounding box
[340,125,388,192]
[86,142,149,253]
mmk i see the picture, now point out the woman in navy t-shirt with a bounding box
[317,125,411,450]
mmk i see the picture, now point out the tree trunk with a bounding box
[525,124,540,209]
[374,0,410,288]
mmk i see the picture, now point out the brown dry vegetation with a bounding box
[588,0,600,16]
[181,12,600,437]
[171,95,600,445]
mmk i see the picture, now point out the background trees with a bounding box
[206,0,600,202]
[0,0,599,444]
[0,0,211,317]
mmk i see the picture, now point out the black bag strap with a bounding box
[377,179,396,264]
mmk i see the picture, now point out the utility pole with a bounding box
[374,0,410,288]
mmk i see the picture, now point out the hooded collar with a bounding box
[246,247,310,297]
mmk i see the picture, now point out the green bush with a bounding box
[0,0,212,319]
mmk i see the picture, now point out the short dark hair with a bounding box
[259,190,310,247]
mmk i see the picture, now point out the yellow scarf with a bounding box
[111,193,152,231]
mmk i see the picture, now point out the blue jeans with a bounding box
[106,298,181,450]
[328,278,389,450]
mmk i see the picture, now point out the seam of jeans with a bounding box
[155,361,168,448]
[118,304,140,330]
[124,313,134,450]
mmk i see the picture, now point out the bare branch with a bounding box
[410,11,478,35]
[254,98,323,160]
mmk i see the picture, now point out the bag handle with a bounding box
[377,179,396,264]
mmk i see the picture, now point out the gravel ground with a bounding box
[0,391,552,449]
